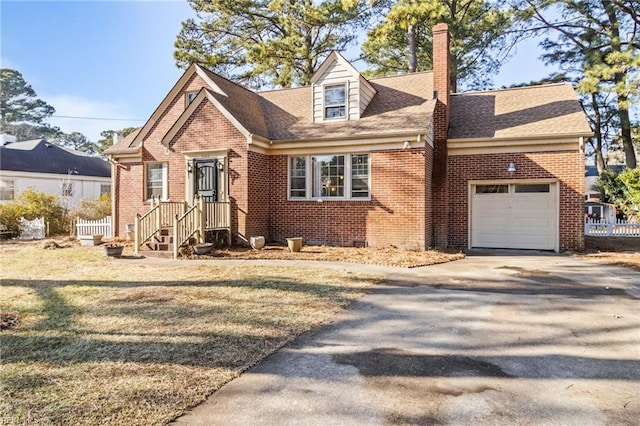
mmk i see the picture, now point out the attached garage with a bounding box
[470,181,558,251]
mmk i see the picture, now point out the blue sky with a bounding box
[1,0,557,141]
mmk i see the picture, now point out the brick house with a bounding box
[105,23,592,254]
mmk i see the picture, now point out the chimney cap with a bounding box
[433,22,449,32]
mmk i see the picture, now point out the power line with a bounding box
[51,115,146,121]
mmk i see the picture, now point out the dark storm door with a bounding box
[194,160,218,202]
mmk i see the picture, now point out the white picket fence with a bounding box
[585,219,640,237]
[76,216,113,238]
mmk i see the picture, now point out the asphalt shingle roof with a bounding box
[0,140,111,177]
[449,83,592,139]
[106,66,592,155]
[259,71,436,140]
[105,128,141,154]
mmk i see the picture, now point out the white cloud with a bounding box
[42,94,145,141]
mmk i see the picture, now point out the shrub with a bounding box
[0,188,65,235]
[0,203,21,235]
[71,193,111,220]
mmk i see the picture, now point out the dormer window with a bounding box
[186,91,198,106]
[324,84,346,119]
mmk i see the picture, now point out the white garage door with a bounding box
[471,182,557,250]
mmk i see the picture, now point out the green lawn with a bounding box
[0,241,379,425]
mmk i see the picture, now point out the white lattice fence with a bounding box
[76,216,113,238]
[18,217,45,240]
[585,219,640,237]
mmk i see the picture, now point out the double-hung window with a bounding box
[62,182,74,197]
[289,154,369,200]
[324,84,346,119]
[146,162,168,200]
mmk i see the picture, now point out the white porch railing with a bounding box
[585,219,640,237]
[76,216,112,238]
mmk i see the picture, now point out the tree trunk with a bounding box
[617,93,636,168]
[407,19,417,73]
[590,94,607,173]
[603,0,637,168]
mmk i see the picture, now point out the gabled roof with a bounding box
[311,51,376,94]
[449,83,593,140]
[130,64,236,146]
[198,67,269,139]
[106,60,592,158]
[260,71,435,141]
[1,140,111,177]
[104,128,141,155]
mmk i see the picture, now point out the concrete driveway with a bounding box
[174,254,640,425]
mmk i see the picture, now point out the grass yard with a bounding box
[0,241,381,425]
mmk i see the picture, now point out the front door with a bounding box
[194,160,218,202]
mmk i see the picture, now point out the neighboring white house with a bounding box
[0,135,111,208]
[585,164,626,201]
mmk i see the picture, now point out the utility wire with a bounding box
[52,115,146,121]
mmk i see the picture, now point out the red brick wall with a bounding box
[113,161,143,237]
[247,151,270,239]
[113,74,252,241]
[267,147,431,249]
[448,150,585,251]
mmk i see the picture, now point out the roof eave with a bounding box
[448,131,594,143]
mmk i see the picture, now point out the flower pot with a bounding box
[193,243,214,255]
[103,245,124,257]
[287,237,303,252]
[250,236,265,250]
[79,234,103,247]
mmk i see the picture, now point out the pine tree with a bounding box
[354,0,515,90]
[518,0,639,168]
[0,68,57,140]
[174,0,368,89]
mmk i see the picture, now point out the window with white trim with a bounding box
[100,184,111,195]
[289,157,306,198]
[146,162,168,200]
[324,84,346,119]
[351,154,369,198]
[0,179,14,201]
[289,154,369,200]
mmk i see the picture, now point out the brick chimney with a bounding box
[432,22,451,127]
[431,22,451,249]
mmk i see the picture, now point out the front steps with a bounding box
[140,228,173,258]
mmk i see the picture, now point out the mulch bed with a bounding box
[181,244,465,268]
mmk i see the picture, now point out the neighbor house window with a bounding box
[0,179,14,201]
[289,154,369,200]
[62,182,74,197]
[186,91,198,106]
[100,184,111,195]
[324,84,346,119]
[146,162,168,200]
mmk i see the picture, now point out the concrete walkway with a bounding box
[169,253,640,425]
